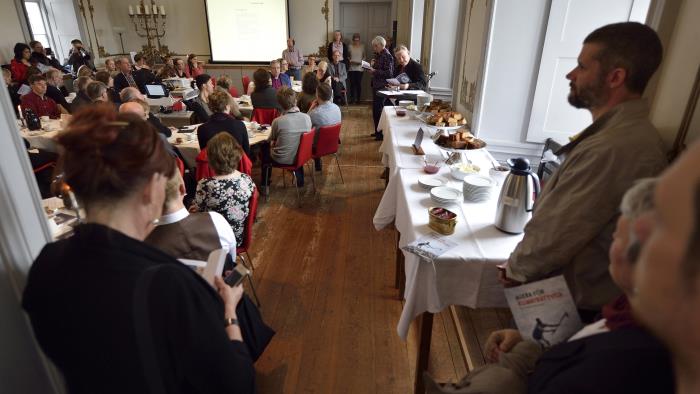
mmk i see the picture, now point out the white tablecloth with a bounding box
[371,106,524,339]
[21,119,62,152]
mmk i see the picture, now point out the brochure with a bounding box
[178,248,227,287]
[402,232,458,262]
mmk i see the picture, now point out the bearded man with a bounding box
[499,22,668,322]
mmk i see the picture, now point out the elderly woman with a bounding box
[368,35,394,140]
[316,61,333,87]
[198,89,250,157]
[297,71,319,113]
[326,30,349,67]
[303,55,318,76]
[329,50,348,105]
[250,68,280,111]
[425,178,674,394]
[393,45,427,91]
[22,105,256,393]
[347,33,365,104]
[192,133,255,248]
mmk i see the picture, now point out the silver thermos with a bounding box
[495,158,541,234]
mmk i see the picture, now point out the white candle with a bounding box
[152,5,157,15]
[136,4,141,14]
[17,105,22,118]
[144,4,149,14]
[129,5,134,15]
[160,5,165,15]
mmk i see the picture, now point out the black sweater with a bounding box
[394,58,427,91]
[197,112,251,157]
[22,223,256,394]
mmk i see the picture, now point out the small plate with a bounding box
[418,175,449,190]
[430,186,461,201]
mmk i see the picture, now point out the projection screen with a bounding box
[205,0,289,63]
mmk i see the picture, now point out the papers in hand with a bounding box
[361,60,372,70]
[178,248,227,287]
[402,232,458,262]
[17,84,31,96]
[387,73,410,86]
[504,276,583,349]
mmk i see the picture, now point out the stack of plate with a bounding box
[462,175,496,202]
[430,186,462,205]
[418,175,449,190]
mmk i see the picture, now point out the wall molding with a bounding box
[480,138,543,160]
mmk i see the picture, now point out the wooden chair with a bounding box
[268,129,316,206]
[312,123,344,184]
[251,108,279,125]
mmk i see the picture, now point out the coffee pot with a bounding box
[495,158,541,234]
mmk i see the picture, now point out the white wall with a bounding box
[474,0,550,160]
[292,0,332,56]
[410,0,424,58]
[0,0,28,63]
[649,0,700,148]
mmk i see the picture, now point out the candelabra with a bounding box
[318,0,330,58]
[128,1,171,62]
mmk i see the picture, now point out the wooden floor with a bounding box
[245,106,467,393]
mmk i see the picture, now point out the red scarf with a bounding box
[602,295,638,331]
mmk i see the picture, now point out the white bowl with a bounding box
[449,163,481,180]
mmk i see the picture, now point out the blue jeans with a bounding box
[286,69,301,82]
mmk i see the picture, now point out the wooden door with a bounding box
[338,2,392,101]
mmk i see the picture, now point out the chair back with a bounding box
[251,108,279,125]
[175,157,185,177]
[228,86,240,98]
[293,129,316,169]
[313,123,341,158]
[242,75,251,94]
[195,148,252,181]
[236,186,259,254]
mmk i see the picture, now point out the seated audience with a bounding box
[197,89,250,157]
[347,33,365,104]
[282,38,303,81]
[3,68,21,116]
[76,64,94,78]
[21,105,256,393]
[631,140,700,394]
[157,64,177,80]
[328,50,348,104]
[308,83,341,171]
[132,53,158,86]
[187,73,214,123]
[186,54,205,78]
[69,76,93,112]
[94,70,121,104]
[113,56,146,93]
[393,45,427,91]
[163,55,174,67]
[280,58,289,75]
[146,169,236,260]
[174,58,187,78]
[270,59,291,90]
[297,71,319,113]
[192,133,255,249]
[21,74,60,119]
[11,43,32,84]
[104,58,117,74]
[261,87,312,189]
[327,30,350,67]
[500,23,667,322]
[66,39,95,74]
[251,68,281,111]
[86,81,110,105]
[426,178,674,394]
[119,101,176,157]
[44,68,71,113]
[216,74,239,98]
[120,87,172,138]
[316,61,332,87]
[29,41,63,71]
[303,55,318,76]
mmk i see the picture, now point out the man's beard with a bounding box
[567,77,607,109]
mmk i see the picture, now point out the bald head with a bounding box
[119,101,147,120]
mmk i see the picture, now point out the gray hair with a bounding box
[394,45,409,55]
[620,178,657,220]
[119,86,142,103]
[372,36,386,47]
[86,81,107,101]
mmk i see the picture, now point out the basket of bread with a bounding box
[433,130,487,151]
[416,99,468,130]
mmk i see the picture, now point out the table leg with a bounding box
[414,312,434,394]
[395,234,405,299]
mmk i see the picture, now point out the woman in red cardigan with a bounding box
[11,43,32,84]
[185,53,205,78]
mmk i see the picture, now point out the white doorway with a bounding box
[338,2,392,101]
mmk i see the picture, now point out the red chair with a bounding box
[251,108,279,125]
[236,187,261,306]
[312,123,344,184]
[242,75,251,94]
[196,148,253,181]
[269,129,316,205]
[175,157,185,177]
[228,86,240,98]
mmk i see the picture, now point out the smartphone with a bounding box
[224,264,250,287]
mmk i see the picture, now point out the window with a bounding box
[25,1,53,49]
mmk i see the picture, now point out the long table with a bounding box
[372,106,523,393]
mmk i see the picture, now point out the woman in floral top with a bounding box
[192,133,255,248]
